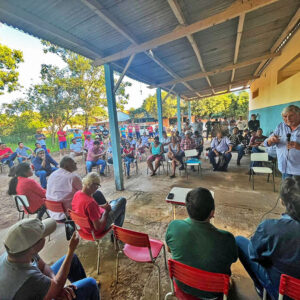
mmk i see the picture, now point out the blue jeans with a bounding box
[35,167,58,189]
[105,197,126,230]
[17,156,31,164]
[236,236,278,300]
[282,173,293,180]
[86,159,106,174]
[124,156,134,176]
[232,145,245,161]
[208,151,232,170]
[136,131,140,139]
[1,152,17,168]
[51,254,100,300]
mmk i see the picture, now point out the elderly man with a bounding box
[264,105,300,179]
[229,127,245,165]
[166,187,237,299]
[86,140,106,176]
[32,148,58,188]
[0,218,99,300]
[0,143,17,168]
[208,130,232,171]
[73,128,82,145]
[70,137,84,157]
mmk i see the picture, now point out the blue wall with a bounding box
[249,101,300,135]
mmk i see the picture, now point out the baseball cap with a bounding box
[36,148,45,154]
[4,218,57,254]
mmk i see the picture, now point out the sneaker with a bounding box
[170,174,176,178]
[237,160,240,166]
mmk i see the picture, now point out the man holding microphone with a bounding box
[264,105,300,179]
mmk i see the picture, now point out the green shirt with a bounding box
[165,218,238,298]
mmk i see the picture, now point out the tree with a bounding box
[0,43,23,94]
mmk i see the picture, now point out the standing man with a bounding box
[147,124,154,137]
[35,129,47,150]
[205,118,212,140]
[221,117,229,136]
[264,105,300,178]
[57,127,67,156]
[15,142,34,163]
[73,129,83,145]
[127,122,134,138]
[102,125,109,146]
[0,143,17,168]
[134,123,141,139]
[86,141,106,176]
[248,114,260,132]
[236,116,248,134]
[83,127,92,140]
[32,148,58,188]
[192,117,203,135]
[229,117,236,135]
[120,123,127,139]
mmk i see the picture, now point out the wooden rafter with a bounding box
[253,7,300,77]
[167,0,215,94]
[93,0,278,66]
[159,52,280,88]
[80,0,201,96]
[229,13,245,90]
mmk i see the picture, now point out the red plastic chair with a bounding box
[69,209,111,275]
[279,274,300,300]
[165,259,230,300]
[44,200,69,223]
[113,225,167,300]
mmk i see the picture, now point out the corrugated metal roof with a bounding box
[0,0,299,99]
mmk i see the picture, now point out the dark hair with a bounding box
[154,136,159,142]
[257,128,263,131]
[18,141,23,146]
[185,187,215,221]
[280,177,300,221]
[93,141,100,145]
[35,142,39,146]
[8,163,31,195]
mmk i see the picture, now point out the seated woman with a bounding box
[72,172,126,238]
[236,177,300,299]
[122,142,135,178]
[136,138,146,161]
[8,162,47,219]
[167,136,183,178]
[147,136,164,176]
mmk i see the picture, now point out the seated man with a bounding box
[128,136,136,149]
[229,127,245,165]
[250,128,267,153]
[15,142,34,163]
[236,177,300,299]
[180,131,196,171]
[70,137,84,157]
[0,218,99,300]
[166,187,237,299]
[208,130,233,171]
[72,172,126,239]
[193,130,204,158]
[32,148,58,189]
[141,132,149,148]
[0,143,17,168]
[86,141,106,176]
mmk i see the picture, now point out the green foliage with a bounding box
[0,43,24,94]
[191,92,249,118]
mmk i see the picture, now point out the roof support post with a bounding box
[177,95,182,134]
[156,88,163,141]
[104,63,124,190]
[188,101,192,121]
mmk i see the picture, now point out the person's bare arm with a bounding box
[43,232,79,300]
[92,204,111,232]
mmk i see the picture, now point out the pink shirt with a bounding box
[57,130,67,142]
[87,146,104,162]
[127,125,133,133]
[16,177,46,213]
[46,168,82,220]
[84,139,94,150]
[72,191,105,235]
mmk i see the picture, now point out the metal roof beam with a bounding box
[230,13,245,90]
[81,0,201,97]
[114,54,135,93]
[253,8,300,77]
[159,52,280,88]
[167,0,214,94]
[94,0,278,66]
[162,85,176,102]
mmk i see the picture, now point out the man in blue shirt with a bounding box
[32,148,58,188]
[70,138,84,157]
[236,177,300,299]
[264,105,300,179]
[15,142,34,163]
[208,130,232,171]
[35,129,47,150]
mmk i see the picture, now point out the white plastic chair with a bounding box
[249,153,275,192]
[184,149,202,179]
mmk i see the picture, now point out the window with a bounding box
[277,53,300,84]
[252,89,259,99]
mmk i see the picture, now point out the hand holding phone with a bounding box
[65,220,76,241]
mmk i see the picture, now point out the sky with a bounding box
[0,23,154,110]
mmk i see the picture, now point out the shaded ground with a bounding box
[0,145,283,299]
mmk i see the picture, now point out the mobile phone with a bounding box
[167,193,174,200]
[65,220,76,241]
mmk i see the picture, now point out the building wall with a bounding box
[249,29,300,135]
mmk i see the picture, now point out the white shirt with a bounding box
[236,120,247,131]
[46,168,82,220]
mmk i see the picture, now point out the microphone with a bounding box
[287,133,291,142]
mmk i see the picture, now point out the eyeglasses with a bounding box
[92,183,101,187]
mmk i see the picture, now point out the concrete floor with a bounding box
[0,150,283,299]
